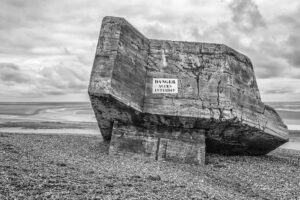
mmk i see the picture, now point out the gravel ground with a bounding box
[0,132,299,199]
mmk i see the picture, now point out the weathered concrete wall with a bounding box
[89,17,149,140]
[144,40,260,116]
[89,16,149,111]
[109,123,205,165]
[110,18,149,112]
[89,16,288,163]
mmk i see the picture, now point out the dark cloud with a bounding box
[0,62,88,98]
[255,63,282,79]
[38,65,88,93]
[229,0,266,31]
[263,88,292,94]
[264,5,300,69]
[282,35,300,67]
[0,63,32,84]
[0,63,19,70]
[44,90,66,96]
[276,15,298,26]
[0,0,99,59]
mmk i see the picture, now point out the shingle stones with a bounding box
[88,16,289,164]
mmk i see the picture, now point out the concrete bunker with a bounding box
[88,16,289,165]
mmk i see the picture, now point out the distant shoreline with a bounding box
[1,101,300,130]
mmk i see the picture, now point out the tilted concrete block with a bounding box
[89,16,289,164]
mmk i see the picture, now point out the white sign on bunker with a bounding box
[152,78,178,93]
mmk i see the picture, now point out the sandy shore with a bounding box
[0,127,99,135]
[0,121,100,135]
[1,132,300,199]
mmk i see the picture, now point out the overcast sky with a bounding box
[0,0,299,102]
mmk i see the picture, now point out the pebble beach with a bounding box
[1,132,299,199]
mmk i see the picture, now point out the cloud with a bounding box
[0,0,300,101]
[0,62,89,100]
[254,62,283,79]
[257,78,300,101]
[0,63,32,84]
[262,5,300,69]
[282,35,300,67]
[263,88,292,94]
[37,64,89,93]
[229,0,266,31]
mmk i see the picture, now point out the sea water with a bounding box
[0,102,96,123]
[267,102,300,130]
[0,102,299,149]
[0,102,99,135]
[1,102,299,128]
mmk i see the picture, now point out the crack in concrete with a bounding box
[240,106,244,123]
[217,80,221,106]
[155,137,161,161]
[216,80,225,120]
[141,43,151,111]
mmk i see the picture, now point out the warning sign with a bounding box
[152,78,178,93]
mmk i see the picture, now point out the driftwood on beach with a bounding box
[88,16,289,164]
